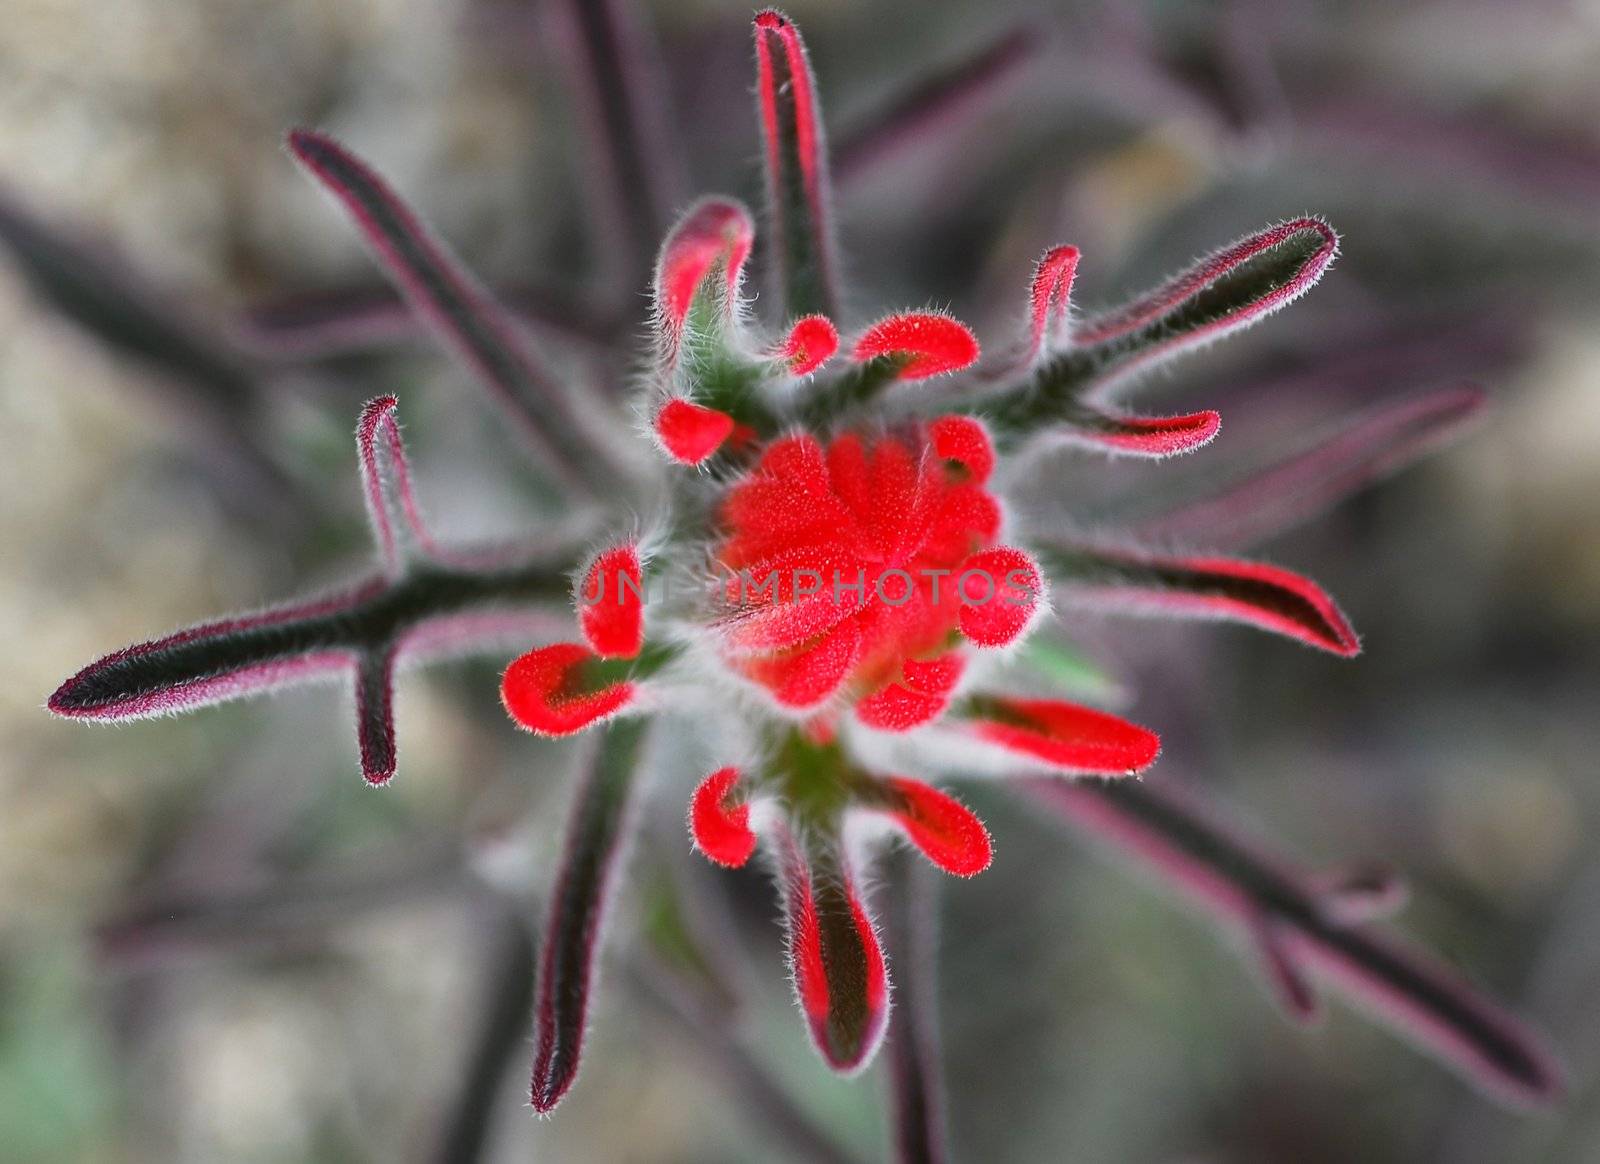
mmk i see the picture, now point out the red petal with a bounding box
[855,652,965,731]
[957,546,1043,647]
[884,776,993,877]
[972,697,1160,775]
[902,652,964,696]
[747,618,861,709]
[929,415,996,484]
[780,314,840,374]
[654,198,753,341]
[853,313,980,379]
[689,767,756,868]
[856,682,951,732]
[577,544,644,659]
[656,399,736,465]
[501,643,634,736]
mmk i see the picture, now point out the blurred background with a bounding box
[2,0,1598,1160]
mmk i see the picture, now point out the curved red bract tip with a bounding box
[501,643,634,736]
[655,199,753,341]
[690,766,757,868]
[957,546,1043,647]
[885,776,993,877]
[853,313,979,379]
[1084,409,1222,456]
[1028,244,1079,358]
[781,314,839,374]
[787,861,889,1073]
[577,545,644,659]
[656,399,736,465]
[929,415,995,484]
[974,697,1161,775]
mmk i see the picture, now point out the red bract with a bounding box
[853,312,981,379]
[653,197,752,355]
[967,697,1162,776]
[654,398,736,465]
[879,777,993,877]
[689,766,757,868]
[500,643,636,736]
[577,544,645,659]
[780,313,840,374]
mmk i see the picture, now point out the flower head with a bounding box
[39,4,1561,1133]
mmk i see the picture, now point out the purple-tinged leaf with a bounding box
[49,399,571,784]
[286,130,612,493]
[1303,94,1600,218]
[754,10,840,320]
[1025,777,1565,1106]
[883,853,950,1164]
[1038,540,1360,656]
[96,842,465,964]
[234,283,620,363]
[0,188,295,519]
[1249,910,1322,1024]
[973,219,1336,438]
[530,718,648,1113]
[0,189,252,408]
[1130,384,1488,549]
[542,0,687,285]
[434,909,538,1164]
[354,647,399,787]
[357,395,442,576]
[766,819,891,1075]
[1071,216,1338,378]
[833,25,1037,183]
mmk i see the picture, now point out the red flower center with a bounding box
[712,419,1020,714]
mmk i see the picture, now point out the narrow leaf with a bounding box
[979,218,1336,436]
[286,130,607,491]
[1040,541,1360,656]
[357,395,441,575]
[0,189,293,513]
[1071,216,1339,368]
[833,25,1037,183]
[1026,777,1565,1106]
[354,647,399,786]
[754,10,839,319]
[236,282,619,361]
[543,0,687,281]
[530,718,649,1112]
[0,188,254,410]
[1130,384,1488,549]
[770,822,891,1074]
